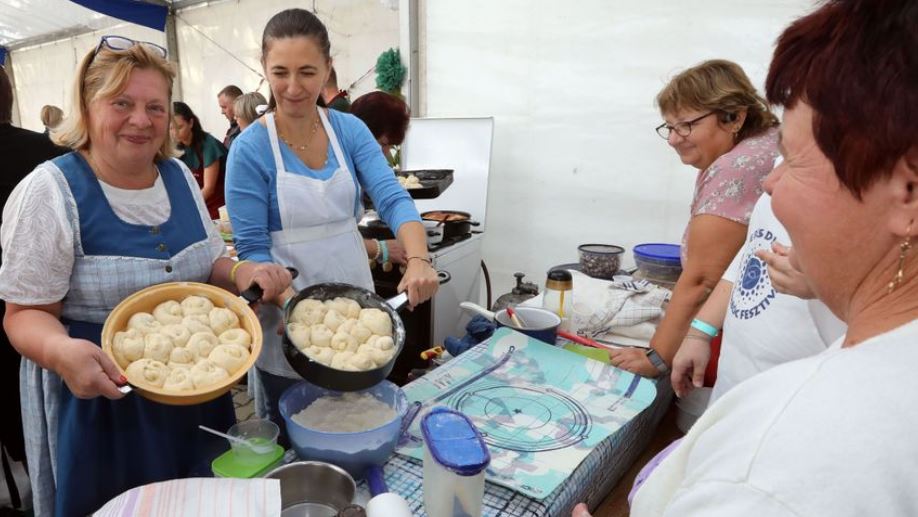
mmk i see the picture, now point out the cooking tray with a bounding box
[398,169,454,199]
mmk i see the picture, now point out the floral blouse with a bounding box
[681,126,780,265]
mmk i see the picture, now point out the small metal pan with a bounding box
[243,269,450,392]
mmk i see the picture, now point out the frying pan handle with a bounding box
[385,270,451,311]
[240,266,299,304]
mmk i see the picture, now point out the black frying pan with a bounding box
[243,269,449,391]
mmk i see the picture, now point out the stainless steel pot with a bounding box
[266,461,356,517]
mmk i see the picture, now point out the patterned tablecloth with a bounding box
[370,336,674,517]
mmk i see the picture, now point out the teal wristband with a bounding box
[691,318,719,338]
[379,240,389,264]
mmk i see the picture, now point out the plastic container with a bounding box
[633,243,682,284]
[279,380,408,478]
[542,269,573,332]
[227,419,279,463]
[422,407,490,517]
[577,244,625,280]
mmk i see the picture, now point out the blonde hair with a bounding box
[54,44,177,160]
[656,59,778,142]
[233,92,268,125]
[40,105,64,129]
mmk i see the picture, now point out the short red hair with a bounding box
[350,91,410,145]
[766,0,918,198]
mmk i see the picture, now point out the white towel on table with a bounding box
[569,271,671,347]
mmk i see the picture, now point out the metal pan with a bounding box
[243,269,450,392]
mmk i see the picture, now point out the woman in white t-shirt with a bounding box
[0,39,291,516]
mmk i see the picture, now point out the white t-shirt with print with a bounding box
[711,193,845,403]
[633,319,918,517]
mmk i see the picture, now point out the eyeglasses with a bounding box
[655,112,715,140]
[90,36,167,64]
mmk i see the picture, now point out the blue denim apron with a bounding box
[20,153,234,517]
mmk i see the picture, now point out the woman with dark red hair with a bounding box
[350,91,410,162]
[576,0,918,515]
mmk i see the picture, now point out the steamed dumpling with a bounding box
[209,344,250,374]
[180,295,214,316]
[208,307,239,335]
[153,300,184,325]
[168,346,197,367]
[350,322,373,344]
[127,312,162,335]
[163,366,195,392]
[366,335,395,351]
[323,309,346,332]
[143,333,174,363]
[310,324,334,348]
[330,332,359,353]
[357,343,395,367]
[305,346,335,366]
[333,297,362,319]
[218,328,252,349]
[112,328,145,369]
[186,332,219,359]
[291,299,326,325]
[337,319,356,336]
[160,324,191,347]
[287,322,311,350]
[182,315,213,336]
[190,359,230,389]
[358,308,392,337]
[125,359,169,388]
[330,350,358,371]
[348,351,377,371]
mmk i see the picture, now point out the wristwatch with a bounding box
[645,347,671,375]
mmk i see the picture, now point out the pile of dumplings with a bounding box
[397,174,422,190]
[287,297,396,372]
[112,296,253,392]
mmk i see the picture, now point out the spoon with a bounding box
[198,425,273,454]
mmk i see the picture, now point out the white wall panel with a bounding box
[420,0,815,296]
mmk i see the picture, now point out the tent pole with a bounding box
[165,9,183,102]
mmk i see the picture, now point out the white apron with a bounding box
[257,108,374,377]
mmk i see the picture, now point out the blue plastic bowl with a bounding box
[279,380,408,478]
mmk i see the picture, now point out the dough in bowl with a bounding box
[163,366,195,392]
[127,312,162,335]
[218,328,252,349]
[112,328,146,369]
[153,300,184,325]
[209,307,240,335]
[160,324,191,347]
[190,359,230,389]
[180,295,214,316]
[186,332,220,359]
[143,333,174,363]
[209,344,250,374]
[125,359,169,388]
[182,315,213,336]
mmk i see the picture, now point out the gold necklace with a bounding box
[278,114,320,151]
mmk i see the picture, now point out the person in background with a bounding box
[172,101,227,219]
[628,0,918,514]
[351,90,414,267]
[232,91,268,131]
[40,104,64,136]
[608,60,779,378]
[0,38,291,517]
[217,84,243,148]
[322,66,350,112]
[670,190,845,402]
[226,8,439,439]
[0,66,67,513]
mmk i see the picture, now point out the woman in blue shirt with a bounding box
[226,8,439,434]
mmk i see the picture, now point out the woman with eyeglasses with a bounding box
[0,37,292,516]
[225,9,439,438]
[607,60,779,378]
[172,101,227,219]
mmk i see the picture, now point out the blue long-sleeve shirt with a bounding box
[225,109,420,263]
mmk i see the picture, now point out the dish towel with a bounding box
[569,271,671,347]
[93,478,281,517]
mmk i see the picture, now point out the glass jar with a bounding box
[543,269,573,332]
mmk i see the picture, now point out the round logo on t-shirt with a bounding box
[730,228,778,320]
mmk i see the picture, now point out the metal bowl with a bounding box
[265,461,357,517]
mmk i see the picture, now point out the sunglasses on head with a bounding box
[89,35,167,65]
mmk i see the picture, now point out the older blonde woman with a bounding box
[0,37,291,516]
[609,60,780,377]
[232,91,267,131]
